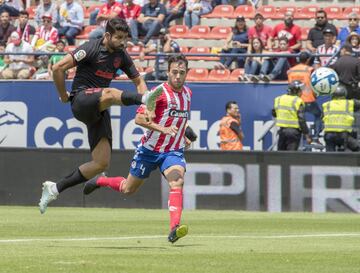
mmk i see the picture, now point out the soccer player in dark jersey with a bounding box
[83,54,197,243]
[39,17,162,214]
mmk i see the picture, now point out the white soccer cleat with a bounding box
[143,86,163,111]
[39,181,58,214]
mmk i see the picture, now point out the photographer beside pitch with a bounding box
[83,54,197,243]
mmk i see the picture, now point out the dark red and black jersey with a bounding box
[70,38,139,91]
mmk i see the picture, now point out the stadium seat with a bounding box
[145,66,154,73]
[323,6,344,20]
[232,5,255,19]
[186,68,209,81]
[26,6,37,19]
[208,26,232,39]
[295,5,318,19]
[301,27,310,41]
[126,45,145,59]
[179,46,189,53]
[201,5,234,19]
[188,46,219,61]
[64,45,77,52]
[229,68,244,81]
[168,25,189,39]
[343,6,360,18]
[76,25,98,39]
[207,69,230,81]
[85,5,102,18]
[256,5,277,19]
[273,6,298,19]
[187,25,211,39]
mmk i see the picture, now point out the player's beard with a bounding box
[108,40,124,52]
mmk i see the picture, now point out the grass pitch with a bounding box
[1,206,360,273]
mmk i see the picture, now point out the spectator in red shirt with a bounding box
[163,0,185,28]
[31,14,58,51]
[247,12,272,50]
[269,11,302,53]
[89,0,123,39]
[119,0,141,24]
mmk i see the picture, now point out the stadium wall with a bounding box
[0,81,329,151]
[1,148,359,213]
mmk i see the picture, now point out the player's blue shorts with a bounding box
[129,145,186,179]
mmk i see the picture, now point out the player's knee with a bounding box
[122,185,138,195]
[169,176,184,188]
[93,160,110,173]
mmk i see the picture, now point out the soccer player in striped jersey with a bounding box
[83,54,196,243]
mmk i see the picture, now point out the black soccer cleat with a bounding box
[83,173,105,195]
[168,224,188,243]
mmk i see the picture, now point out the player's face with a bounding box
[106,30,128,52]
[228,104,240,119]
[167,61,187,91]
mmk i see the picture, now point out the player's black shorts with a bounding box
[70,88,112,151]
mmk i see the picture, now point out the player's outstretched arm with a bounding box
[131,75,148,95]
[52,54,76,103]
[135,112,178,136]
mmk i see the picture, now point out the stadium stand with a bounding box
[201,5,234,19]
[186,25,211,39]
[229,68,244,81]
[186,68,209,81]
[232,5,255,19]
[169,25,189,39]
[207,68,231,81]
[76,25,98,40]
[208,26,232,39]
[323,6,344,20]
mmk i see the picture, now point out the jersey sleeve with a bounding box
[119,51,140,79]
[70,41,97,65]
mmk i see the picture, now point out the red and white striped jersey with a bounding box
[137,82,192,153]
[35,26,58,44]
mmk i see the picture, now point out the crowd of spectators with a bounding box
[0,0,359,81]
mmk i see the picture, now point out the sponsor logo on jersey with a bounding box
[74,49,86,61]
[169,109,189,118]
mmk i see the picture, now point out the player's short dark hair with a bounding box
[316,9,327,18]
[19,10,29,17]
[105,17,131,37]
[167,54,188,71]
[226,101,238,111]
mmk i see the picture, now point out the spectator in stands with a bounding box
[331,44,360,100]
[47,39,66,79]
[337,12,360,47]
[34,0,58,27]
[0,0,19,17]
[6,0,23,12]
[313,28,339,69]
[140,31,180,80]
[239,37,268,82]
[162,0,185,28]
[257,36,291,82]
[120,0,141,25]
[16,10,36,43]
[306,9,337,54]
[218,16,248,69]
[346,31,360,57]
[2,31,34,79]
[183,0,212,29]
[128,0,165,46]
[0,11,16,43]
[0,40,6,78]
[214,0,246,6]
[247,12,272,50]
[269,11,302,53]
[58,0,84,45]
[287,51,322,144]
[89,0,123,39]
[31,14,59,52]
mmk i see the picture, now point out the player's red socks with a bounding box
[168,188,183,230]
[96,176,126,192]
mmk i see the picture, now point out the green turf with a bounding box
[1,206,360,273]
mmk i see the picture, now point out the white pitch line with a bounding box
[1,233,360,243]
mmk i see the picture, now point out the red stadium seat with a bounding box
[229,68,244,81]
[126,45,146,59]
[232,5,255,19]
[273,6,298,19]
[188,47,219,61]
[323,6,344,20]
[85,5,102,18]
[179,46,189,53]
[343,6,360,18]
[256,5,277,19]
[64,45,78,52]
[187,25,211,39]
[186,68,209,81]
[207,69,231,81]
[301,27,310,41]
[202,5,234,19]
[76,25,98,39]
[208,26,232,39]
[26,6,37,19]
[295,5,319,19]
[168,25,189,39]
